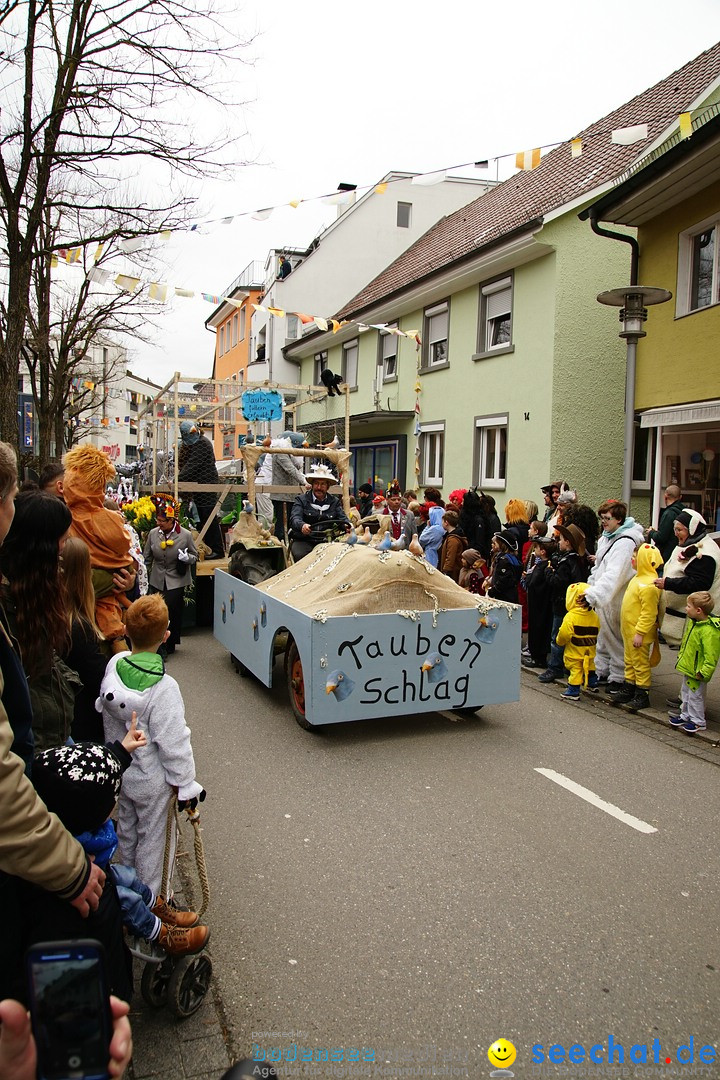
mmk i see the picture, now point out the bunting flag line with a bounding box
[515,148,541,170]
[611,123,649,145]
[51,106,700,254]
[148,282,168,302]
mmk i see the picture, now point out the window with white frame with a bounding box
[286,314,299,340]
[420,423,444,486]
[239,307,246,341]
[480,276,512,352]
[219,326,224,355]
[475,415,507,489]
[342,339,358,389]
[231,314,238,348]
[380,328,398,380]
[397,201,412,228]
[314,350,328,385]
[678,217,720,314]
[423,301,449,368]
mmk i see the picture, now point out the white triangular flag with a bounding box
[611,123,648,146]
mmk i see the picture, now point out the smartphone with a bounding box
[26,939,112,1080]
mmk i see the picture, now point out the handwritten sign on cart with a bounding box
[241,390,284,422]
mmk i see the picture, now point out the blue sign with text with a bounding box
[242,389,284,421]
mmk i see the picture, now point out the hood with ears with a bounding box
[565,581,590,611]
[634,542,664,580]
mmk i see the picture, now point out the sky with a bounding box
[91,0,720,387]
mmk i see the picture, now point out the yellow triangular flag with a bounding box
[67,247,82,263]
[678,112,693,139]
[571,138,582,159]
[50,254,58,269]
[160,230,172,242]
[374,183,388,194]
[93,243,104,262]
[252,303,266,313]
[515,149,541,171]
[267,306,285,318]
[288,198,302,209]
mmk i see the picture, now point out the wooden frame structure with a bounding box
[136,372,352,552]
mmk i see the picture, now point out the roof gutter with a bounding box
[586,210,639,285]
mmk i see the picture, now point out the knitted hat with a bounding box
[358,483,373,495]
[32,743,127,835]
[493,530,518,552]
[179,420,200,445]
[462,547,483,565]
[554,523,586,556]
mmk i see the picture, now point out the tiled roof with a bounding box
[336,41,720,320]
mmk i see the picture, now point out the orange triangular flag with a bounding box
[515,148,541,170]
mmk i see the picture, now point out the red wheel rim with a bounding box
[290,656,305,715]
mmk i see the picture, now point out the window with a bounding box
[286,314,299,340]
[239,307,246,341]
[475,415,507,489]
[219,326,224,355]
[419,424,444,486]
[423,301,449,368]
[480,276,512,353]
[380,328,397,380]
[397,201,412,228]
[341,339,358,390]
[679,216,720,315]
[231,315,238,348]
[314,350,328,385]
[632,423,653,489]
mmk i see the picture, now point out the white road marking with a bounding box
[535,767,657,834]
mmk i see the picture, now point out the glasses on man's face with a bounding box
[599,514,614,522]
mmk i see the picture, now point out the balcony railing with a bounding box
[221,260,264,298]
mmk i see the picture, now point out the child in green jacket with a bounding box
[669,591,720,735]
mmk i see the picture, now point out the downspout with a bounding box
[589,210,640,505]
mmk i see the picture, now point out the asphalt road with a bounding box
[172,626,720,1079]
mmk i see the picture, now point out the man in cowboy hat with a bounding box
[289,464,351,561]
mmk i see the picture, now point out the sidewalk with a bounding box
[524,641,720,750]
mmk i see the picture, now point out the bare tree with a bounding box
[0,0,251,448]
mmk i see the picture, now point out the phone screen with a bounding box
[27,942,111,1080]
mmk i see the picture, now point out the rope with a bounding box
[160,796,210,916]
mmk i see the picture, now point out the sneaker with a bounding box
[586,673,599,692]
[595,673,610,686]
[538,669,561,684]
[561,686,580,700]
[668,714,685,728]
[605,681,625,695]
[609,683,636,706]
[151,895,199,928]
[681,720,706,735]
[521,656,541,668]
[157,922,210,956]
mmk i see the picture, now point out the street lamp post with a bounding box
[596,286,672,507]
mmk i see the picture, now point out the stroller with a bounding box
[128,798,213,1018]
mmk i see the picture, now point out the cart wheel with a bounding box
[140,957,173,1008]
[167,953,213,1018]
[453,706,483,716]
[231,654,248,677]
[285,638,316,731]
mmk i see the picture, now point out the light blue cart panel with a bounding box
[214,569,520,725]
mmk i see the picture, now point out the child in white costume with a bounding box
[97,593,204,896]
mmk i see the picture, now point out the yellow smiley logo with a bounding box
[488,1039,517,1069]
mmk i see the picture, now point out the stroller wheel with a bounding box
[140,956,173,1008]
[168,953,213,1018]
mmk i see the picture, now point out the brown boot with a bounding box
[151,895,199,928]
[157,922,210,956]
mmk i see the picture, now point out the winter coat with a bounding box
[64,618,110,743]
[418,506,445,567]
[648,499,685,563]
[676,613,720,691]
[620,543,664,646]
[288,491,350,542]
[488,550,522,603]
[526,557,554,664]
[439,530,468,582]
[546,549,586,617]
[144,524,198,592]
[271,444,307,503]
[660,533,720,646]
[585,517,644,631]
[556,582,600,670]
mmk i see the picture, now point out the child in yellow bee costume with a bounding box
[610,542,664,712]
[555,582,600,700]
